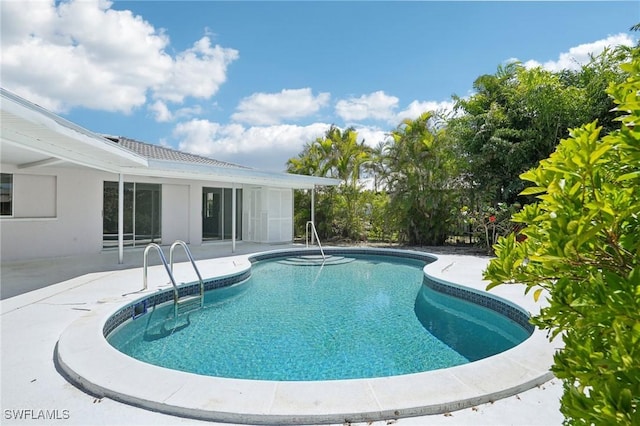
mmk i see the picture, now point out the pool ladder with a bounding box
[142,240,204,318]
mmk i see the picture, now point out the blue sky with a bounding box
[1,1,638,171]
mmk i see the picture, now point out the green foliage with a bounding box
[286,41,632,250]
[361,190,395,242]
[287,126,372,240]
[484,49,640,425]
[559,46,634,135]
[459,203,521,254]
[451,48,631,206]
[382,112,461,245]
[292,189,312,238]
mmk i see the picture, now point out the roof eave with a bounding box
[1,88,148,172]
[123,159,341,189]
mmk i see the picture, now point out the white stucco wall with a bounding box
[188,184,203,246]
[161,184,190,244]
[0,164,107,261]
[0,166,296,261]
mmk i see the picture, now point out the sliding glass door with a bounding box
[103,182,161,248]
[202,187,222,240]
[202,187,242,241]
[134,183,161,245]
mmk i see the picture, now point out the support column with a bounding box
[310,186,315,244]
[118,173,124,264]
[232,183,237,253]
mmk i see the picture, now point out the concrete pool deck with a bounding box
[1,243,564,425]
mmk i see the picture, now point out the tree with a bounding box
[326,126,372,239]
[362,140,388,193]
[558,46,634,136]
[382,112,459,245]
[484,48,640,425]
[451,63,593,205]
[286,125,371,240]
[451,51,632,209]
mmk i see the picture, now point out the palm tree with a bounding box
[323,126,371,238]
[287,125,372,240]
[362,140,389,193]
[383,112,457,245]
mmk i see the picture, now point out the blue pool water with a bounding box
[107,255,530,381]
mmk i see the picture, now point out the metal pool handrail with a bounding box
[169,240,204,305]
[142,243,179,299]
[143,241,205,317]
[305,221,325,261]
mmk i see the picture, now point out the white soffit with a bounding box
[123,160,341,189]
[1,88,147,172]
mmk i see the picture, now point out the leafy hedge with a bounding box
[484,48,640,424]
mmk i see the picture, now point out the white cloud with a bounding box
[148,100,203,122]
[522,33,635,72]
[352,127,389,149]
[175,105,204,120]
[395,100,455,122]
[231,88,330,125]
[174,120,332,171]
[334,91,455,127]
[0,0,237,113]
[152,36,238,103]
[149,100,173,122]
[335,91,399,122]
[173,119,394,171]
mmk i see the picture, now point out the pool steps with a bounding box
[174,294,202,316]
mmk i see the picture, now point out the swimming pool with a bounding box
[56,247,554,424]
[107,254,530,381]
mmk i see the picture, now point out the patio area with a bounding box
[1,242,563,425]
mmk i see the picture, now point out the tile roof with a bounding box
[104,136,249,169]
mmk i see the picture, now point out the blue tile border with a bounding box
[103,248,532,337]
[102,269,251,337]
[423,275,534,333]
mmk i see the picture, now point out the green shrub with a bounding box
[484,49,640,425]
[459,203,521,254]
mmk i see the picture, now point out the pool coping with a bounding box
[56,248,557,425]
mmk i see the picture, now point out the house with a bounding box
[0,88,339,262]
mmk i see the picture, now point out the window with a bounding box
[103,181,161,248]
[202,187,242,241]
[0,173,12,216]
